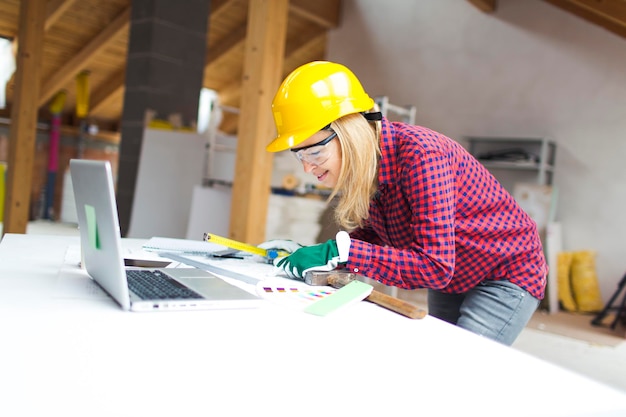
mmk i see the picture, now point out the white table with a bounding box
[1,233,625,417]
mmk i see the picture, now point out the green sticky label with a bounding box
[304,280,372,316]
[84,204,100,249]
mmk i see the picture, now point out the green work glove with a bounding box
[275,231,351,279]
[256,239,303,262]
[258,239,303,255]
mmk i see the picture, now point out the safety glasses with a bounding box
[290,131,337,166]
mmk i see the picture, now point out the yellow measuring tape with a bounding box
[203,233,289,260]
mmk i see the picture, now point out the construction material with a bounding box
[304,271,427,319]
[570,250,604,313]
[557,251,577,312]
[555,250,604,313]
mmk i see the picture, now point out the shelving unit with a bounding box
[465,136,556,192]
[467,136,559,314]
[375,96,416,124]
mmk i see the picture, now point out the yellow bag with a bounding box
[570,250,604,313]
[557,251,577,312]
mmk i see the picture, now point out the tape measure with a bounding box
[203,232,289,260]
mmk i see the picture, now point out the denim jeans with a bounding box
[427,280,540,346]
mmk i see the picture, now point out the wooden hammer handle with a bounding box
[327,274,427,319]
[365,289,427,319]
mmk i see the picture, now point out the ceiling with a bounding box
[469,0,626,38]
[0,0,340,138]
[0,0,625,140]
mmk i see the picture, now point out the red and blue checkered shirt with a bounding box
[346,119,547,299]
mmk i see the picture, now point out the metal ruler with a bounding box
[159,252,259,285]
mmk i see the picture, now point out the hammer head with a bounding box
[304,270,362,286]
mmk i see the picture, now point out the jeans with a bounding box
[427,280,540,346]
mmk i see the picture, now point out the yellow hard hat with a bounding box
[267,61,374,152]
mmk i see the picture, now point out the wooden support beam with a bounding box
[290,0,341,28]
[90,69,125,115]
[284,28,327,58]
[219,31,327,105]
[38,6,130,106]
[466,0,497,13]
[215,30,327,134]
[10,0,78,58]
[44,0,79,31]
[229,0,289,244]
[205,23,247,66]
[3,0,46,236]
[210,0,234,16]
[59,125,119,144]
[543,0,626,39]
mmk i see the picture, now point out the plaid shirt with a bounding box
[346,119,547,299]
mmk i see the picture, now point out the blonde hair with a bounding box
[328,113,381,230]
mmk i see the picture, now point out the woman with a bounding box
[266,61,547,345]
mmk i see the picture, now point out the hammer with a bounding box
[304,271,427,319]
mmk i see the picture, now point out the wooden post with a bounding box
[2,0,46,236]
[229,0,289,244]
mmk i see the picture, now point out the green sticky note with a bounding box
[304,280,373,317]
[84,204,100,249]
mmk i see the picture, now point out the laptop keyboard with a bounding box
[126,270,203,300]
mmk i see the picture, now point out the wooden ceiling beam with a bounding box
[38,6,130,106]
[210,0,233,14]
[289,0,341,28]
[75,0,238,118]
[466,0,497,13]
[216,80,242,114]
[284,29,325,57]
[90,69,125,115]
[59,125,120,144]
[205,23,247,65]
[10,0,78,54]
[209,0,334,103]
[543,0,626,39]
[44,0,79,31]
[284,32,327,63]
[216,31,327,125]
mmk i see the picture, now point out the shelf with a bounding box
[478,160,554,172]
[466,136,556,190]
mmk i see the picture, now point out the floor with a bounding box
[516,312,626,393]
[2,220,625,394]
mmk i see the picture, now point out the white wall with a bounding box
[326,0,626,302]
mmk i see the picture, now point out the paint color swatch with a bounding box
[257,282,336,309]
[256,280,372,316]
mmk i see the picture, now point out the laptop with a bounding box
[69,159,261,312]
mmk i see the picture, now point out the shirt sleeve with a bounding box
[346,148,457,290]
[349,223,383,246]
